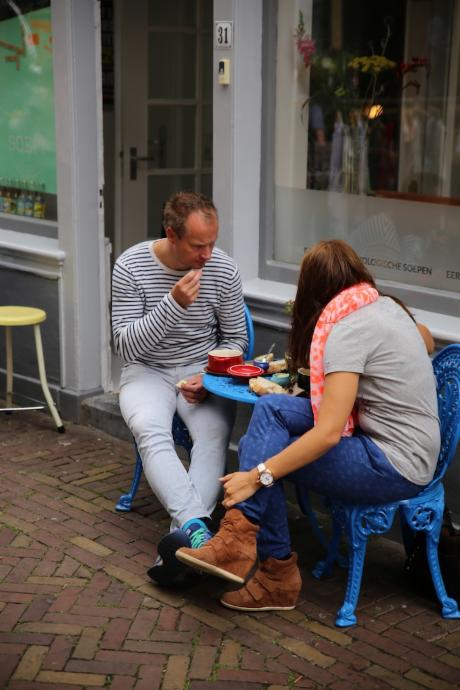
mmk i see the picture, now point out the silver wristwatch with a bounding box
[256,462,275,488]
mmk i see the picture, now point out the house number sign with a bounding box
[215,21,232,49]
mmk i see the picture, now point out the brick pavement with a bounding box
[0,411,459,690]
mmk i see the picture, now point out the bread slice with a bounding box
[267,359,287,375]
[249,377,287,396]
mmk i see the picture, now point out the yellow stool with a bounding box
[0,306,64,432]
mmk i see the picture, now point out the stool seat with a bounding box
[0,305,64,432]
[0,306,46,327]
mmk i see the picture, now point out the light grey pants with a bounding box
[119,362,236,529]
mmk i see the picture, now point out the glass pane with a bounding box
[201,0,213,30]
[148,106,196,169]
[0,1,57,221]
[148,175,195,238]
[148,0,196,27]
[270,0,460,293]
[200,174,212,198]
[201,105,212,167]
[149,33,196,99]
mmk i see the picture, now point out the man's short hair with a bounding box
[163,191,218,238]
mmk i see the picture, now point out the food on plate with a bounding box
[249,377,287,396]
[267,358,287,375]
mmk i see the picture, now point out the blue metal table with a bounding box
[202,372,259,404]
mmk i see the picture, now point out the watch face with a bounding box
[259,471,273,486]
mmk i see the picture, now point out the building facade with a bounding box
[0,0,459,426]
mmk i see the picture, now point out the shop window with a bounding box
[0,0,57,224]
[263,0,460,299]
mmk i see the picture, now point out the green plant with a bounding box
[295,12,397,126]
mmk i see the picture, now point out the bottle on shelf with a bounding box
[24,181,34,217]
[39,183,46,219]
[3,180,12,214]
[9,180,18,214]
[16,181,26,216]
[33,182,44,219]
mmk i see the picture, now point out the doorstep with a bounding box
[80,392,131,442]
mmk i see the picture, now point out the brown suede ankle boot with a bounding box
[220,552,302,611]
[176,508,258,583]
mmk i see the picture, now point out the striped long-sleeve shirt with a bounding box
[112,240,248,367]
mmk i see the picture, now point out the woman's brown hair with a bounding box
[287,240,376,371]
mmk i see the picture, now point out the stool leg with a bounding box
[33,324,65,432]
[5,326,13,407]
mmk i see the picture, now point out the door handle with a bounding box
[129,147,155,180]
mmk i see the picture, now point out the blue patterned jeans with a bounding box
[237,395,423,560]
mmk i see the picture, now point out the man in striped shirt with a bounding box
[112,192,248,584]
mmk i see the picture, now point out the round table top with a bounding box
[203,372,258,404]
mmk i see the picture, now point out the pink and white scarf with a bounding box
[309,282,379,436]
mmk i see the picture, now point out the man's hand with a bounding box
[179,373,207,404]
[220,470,259,508]
[171,269,202,308]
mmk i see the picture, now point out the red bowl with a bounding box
[208,350,243,374]
[227,364,265,379]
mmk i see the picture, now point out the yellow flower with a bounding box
[348,55,396,74]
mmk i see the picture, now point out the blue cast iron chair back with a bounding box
[116,303,255,512]
[312,343,460,627]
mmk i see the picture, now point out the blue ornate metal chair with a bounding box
[116,304,255,512]
[312,343,460,627]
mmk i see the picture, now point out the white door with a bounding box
[116,0,213,256]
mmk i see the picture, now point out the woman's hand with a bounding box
[220,470,259,509]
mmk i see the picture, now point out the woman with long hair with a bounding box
[177,240,440,612]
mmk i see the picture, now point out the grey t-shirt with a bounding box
[324,296,440,485]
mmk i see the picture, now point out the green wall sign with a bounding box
[0,6,56,194]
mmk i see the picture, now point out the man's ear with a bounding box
[165,226,177,243]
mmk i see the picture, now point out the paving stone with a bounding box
[219,638,241,667]
[72,626,104,660]
[189,644,218,679]
[69,536,113,556]
[162,654,189,689]
[11,644,48,680]
[36,669,106,685]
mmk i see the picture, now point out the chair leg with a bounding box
[425,521,460,620]
[5,326,13,407]
[33,325,64,432]
[335,515,369,627]
[401,498,460,620]
[312,516,345,579]
[116,446,143,512]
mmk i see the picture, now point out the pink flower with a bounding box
[296,36,316,67]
